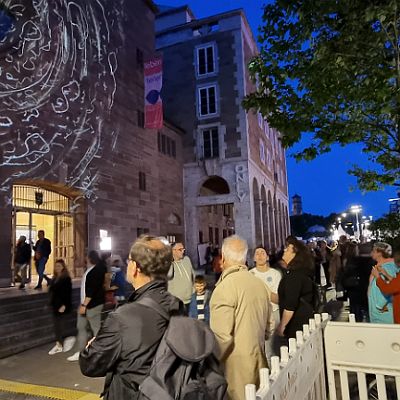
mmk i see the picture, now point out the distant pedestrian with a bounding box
[210,235,272,400]
[167,242,194,314]
[48,259,74,355]
[14,235,31,289]
[67,250,106,361]
[188,275,211,324]
[33,230,51,289]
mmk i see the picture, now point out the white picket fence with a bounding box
[325,318,400,400]
[245,313,400,400]
[245,313,329,400]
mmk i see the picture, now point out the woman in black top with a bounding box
[48,259,73,355]
[276,237,315,339]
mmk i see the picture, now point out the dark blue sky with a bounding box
[161,0,397,218]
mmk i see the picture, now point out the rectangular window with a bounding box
[223,229,227,239]
[136,48,143,69]
[208,226,214,243]
[137,110,145,128]
[139,171,146,191]
[161,134,166,154]
[157,131,161,152]
[203,127,219,159]
[166,137,171,156]
[214,228,219,245]
[171,140,176,158]
[197,45,215,76]
[198,85,217,116]
[199,231,203,243]
[260,139,266,165]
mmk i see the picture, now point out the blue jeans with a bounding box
[35,257,49,287]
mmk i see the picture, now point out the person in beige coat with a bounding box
[210,235,272,400]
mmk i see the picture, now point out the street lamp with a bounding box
[350,205,362,240]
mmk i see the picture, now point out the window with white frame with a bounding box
[197,44,215,76]
[259,139,265,165]
[202,127,219,159]
[198,85,217,117]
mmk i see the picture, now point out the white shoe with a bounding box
[48,344,63,355]
[67,351,80,362]
[63,336,76,352]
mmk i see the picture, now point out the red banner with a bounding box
[144,56,163,129]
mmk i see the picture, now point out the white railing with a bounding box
[245,313,329,400]
[325,314,400,400]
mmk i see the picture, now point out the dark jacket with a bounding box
[79,280,182,400]
[278,267,315,338]
[49,276,72,315]
[188,289,211,323]
[33,238,51,259]
[85,262,106,309]
[15,242,31,264]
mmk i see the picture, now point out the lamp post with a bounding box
[350,205,362,240]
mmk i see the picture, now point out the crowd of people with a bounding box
[12,230,400,399]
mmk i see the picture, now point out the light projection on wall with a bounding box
[0,0,124,205]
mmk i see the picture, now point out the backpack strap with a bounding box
[136,296,171,321]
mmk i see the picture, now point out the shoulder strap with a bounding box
[136,296,171,321]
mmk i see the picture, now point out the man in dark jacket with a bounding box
[80,235,182,400]
[67,250,106,361]
[14,235,31,289]
[33,230,51,289]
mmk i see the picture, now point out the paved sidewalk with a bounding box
[0,344,103,399]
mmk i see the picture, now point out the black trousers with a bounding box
[53,313,69,343]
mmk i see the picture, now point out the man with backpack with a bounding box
[80,235,227,400]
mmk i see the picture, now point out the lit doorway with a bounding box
[12,185,76,283]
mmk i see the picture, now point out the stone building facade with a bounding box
[156,6,290,262]
[0,0,184,286]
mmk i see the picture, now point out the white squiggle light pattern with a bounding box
[0,0,125,204]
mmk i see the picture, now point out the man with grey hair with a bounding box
[210,235,272,400]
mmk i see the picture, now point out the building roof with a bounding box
[156,8,245,36]
[144,0,158,13]
[156,4,195,20]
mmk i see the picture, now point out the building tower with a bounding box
[292,194,303,216]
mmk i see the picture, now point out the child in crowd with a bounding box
[188,275,211,324]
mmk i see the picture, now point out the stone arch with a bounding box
[268,190,275,251]
[199,175,230,196]
[273,195,279,251]
[261,185,268,250]
[252,178,262,247]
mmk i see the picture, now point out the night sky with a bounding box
[159,1,397,218]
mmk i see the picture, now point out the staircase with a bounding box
[0,288,80,359]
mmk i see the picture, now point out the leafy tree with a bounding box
[244,0,400,191]
[370,213,400,249]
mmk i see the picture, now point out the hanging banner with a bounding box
[144,56,163,129]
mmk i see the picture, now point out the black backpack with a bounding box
[137,297,227,400]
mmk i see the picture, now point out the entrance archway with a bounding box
[12,183,85,281]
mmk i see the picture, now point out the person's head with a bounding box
[253,246,269,267]
[283,237,313,271]
[221,235,248,270]
[194,275,206,295]
[54,259,69,278]
[87,250,100,266]
[171,242,185,261]
[38,230,44,240]
[339,235,348,244]
[371,242,392,262]
[319,240,327,248]
[127,235,172,289]
[18,235,26,244]
[112,255,123,267]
